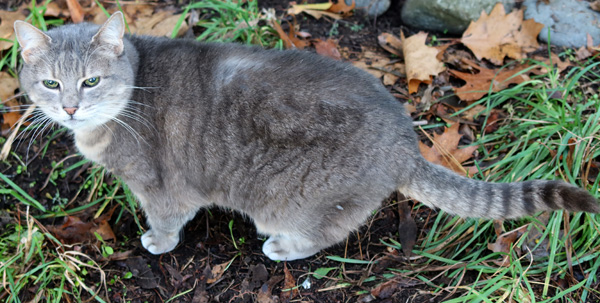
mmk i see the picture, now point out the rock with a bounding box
[523,0,600,48]
[401,0,516,35]
[345,0,391,18]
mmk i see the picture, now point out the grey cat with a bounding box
[13,12,599,261]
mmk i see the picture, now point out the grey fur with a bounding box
[14,13,600,261]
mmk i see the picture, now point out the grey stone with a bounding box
[523,0,600,48]
[345,0,391,18]
[401,0,516,34]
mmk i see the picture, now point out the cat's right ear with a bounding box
[91,11,125,56]
[13,21,52,64]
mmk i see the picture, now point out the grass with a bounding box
[1,0,599,302]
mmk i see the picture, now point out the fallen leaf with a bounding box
[328,0,355,15]
[461,3,544,65]
[591,0,600,12]
[132,11,189,37]
[352,50,404,85]
[0,10,28,51]
[270,19,310,49]
[370,279,402,299]
[419,123,478,176]
[401,32,445,94]
[487,224,528,266]
[280,263,298,301]
[313,38,341,60]
[377,32,403,57]
[287,2,333,15]
[287,1,351,20]
[397,197,417,256]
[449,59,529,102]
[0,72,19,105]
[207,260,230,284]
[46,207,117,245]
[66,0,84,23]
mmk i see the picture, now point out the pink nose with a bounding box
[63,107,78,115]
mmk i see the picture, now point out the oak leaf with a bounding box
[352,50,404,85]
[314,38,341,60]
[461,3,544,65]
[419,123,478,176]
[449,59,529,102]
[401,32,445,94]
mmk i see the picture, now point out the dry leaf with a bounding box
[280,263,298,301]
[419,123,478,176]
[450,59,529,102]
[314,38,341,60]
[0,10,27,51]
[132,11,189,37]
[207,261,229,284]
[0,72,19,105]
[328,0,355,15]
[352,50,404,85]
[591,0,600,12]
[66,0,84,23]
[461,3,544,65]
[487,224,528,266]
[401,32,445,94]
[270,19,310,49]
[287,1,349,19]
[397,199,417,256]
[377,32,403,57]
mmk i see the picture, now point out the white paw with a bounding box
[141,229,179,255]
[262,235,319,261]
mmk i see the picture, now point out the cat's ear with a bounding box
[13,21,52,64]
[91,11,125,56]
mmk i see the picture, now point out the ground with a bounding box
[2,0,600,302]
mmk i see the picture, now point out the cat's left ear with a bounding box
[91,11,125,56]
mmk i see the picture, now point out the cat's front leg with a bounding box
[136,192,200,255]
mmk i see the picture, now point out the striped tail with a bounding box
[402,159,600,219]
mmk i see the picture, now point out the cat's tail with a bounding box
[401,158,600,219]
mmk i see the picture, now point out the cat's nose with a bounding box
[63,107,78,115]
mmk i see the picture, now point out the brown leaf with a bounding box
[270,20,309,49]
[487,224,528,266]
[47,216,95,244]
[132,11,189,37]
[66,0,85,23]
[328,0,355,15]
[0,72,19,106]
[397,197,417,257]
[449,59,529,102]
[313,38,341,60]
[591,0,600,12]
[206,260,229,284]
[351,50,404,85]
[280,263,298,301]
[401,32,445,94]
[377,32,403,57]
[419,123,478,176]
[0,10,27,51]
[370,279,402,299]
[461,3,543,65]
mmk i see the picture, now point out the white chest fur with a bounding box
[73,130,112,163]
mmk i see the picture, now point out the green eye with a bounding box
[83,77,100,87]
[42,80,59,89]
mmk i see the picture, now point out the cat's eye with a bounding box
[83,77,100,87]
[42,80,59,89]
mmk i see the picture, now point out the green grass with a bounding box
[1,0,599,302]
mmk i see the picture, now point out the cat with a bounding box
[13,12,599,261]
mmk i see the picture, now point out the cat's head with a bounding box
[14,12,135,132]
